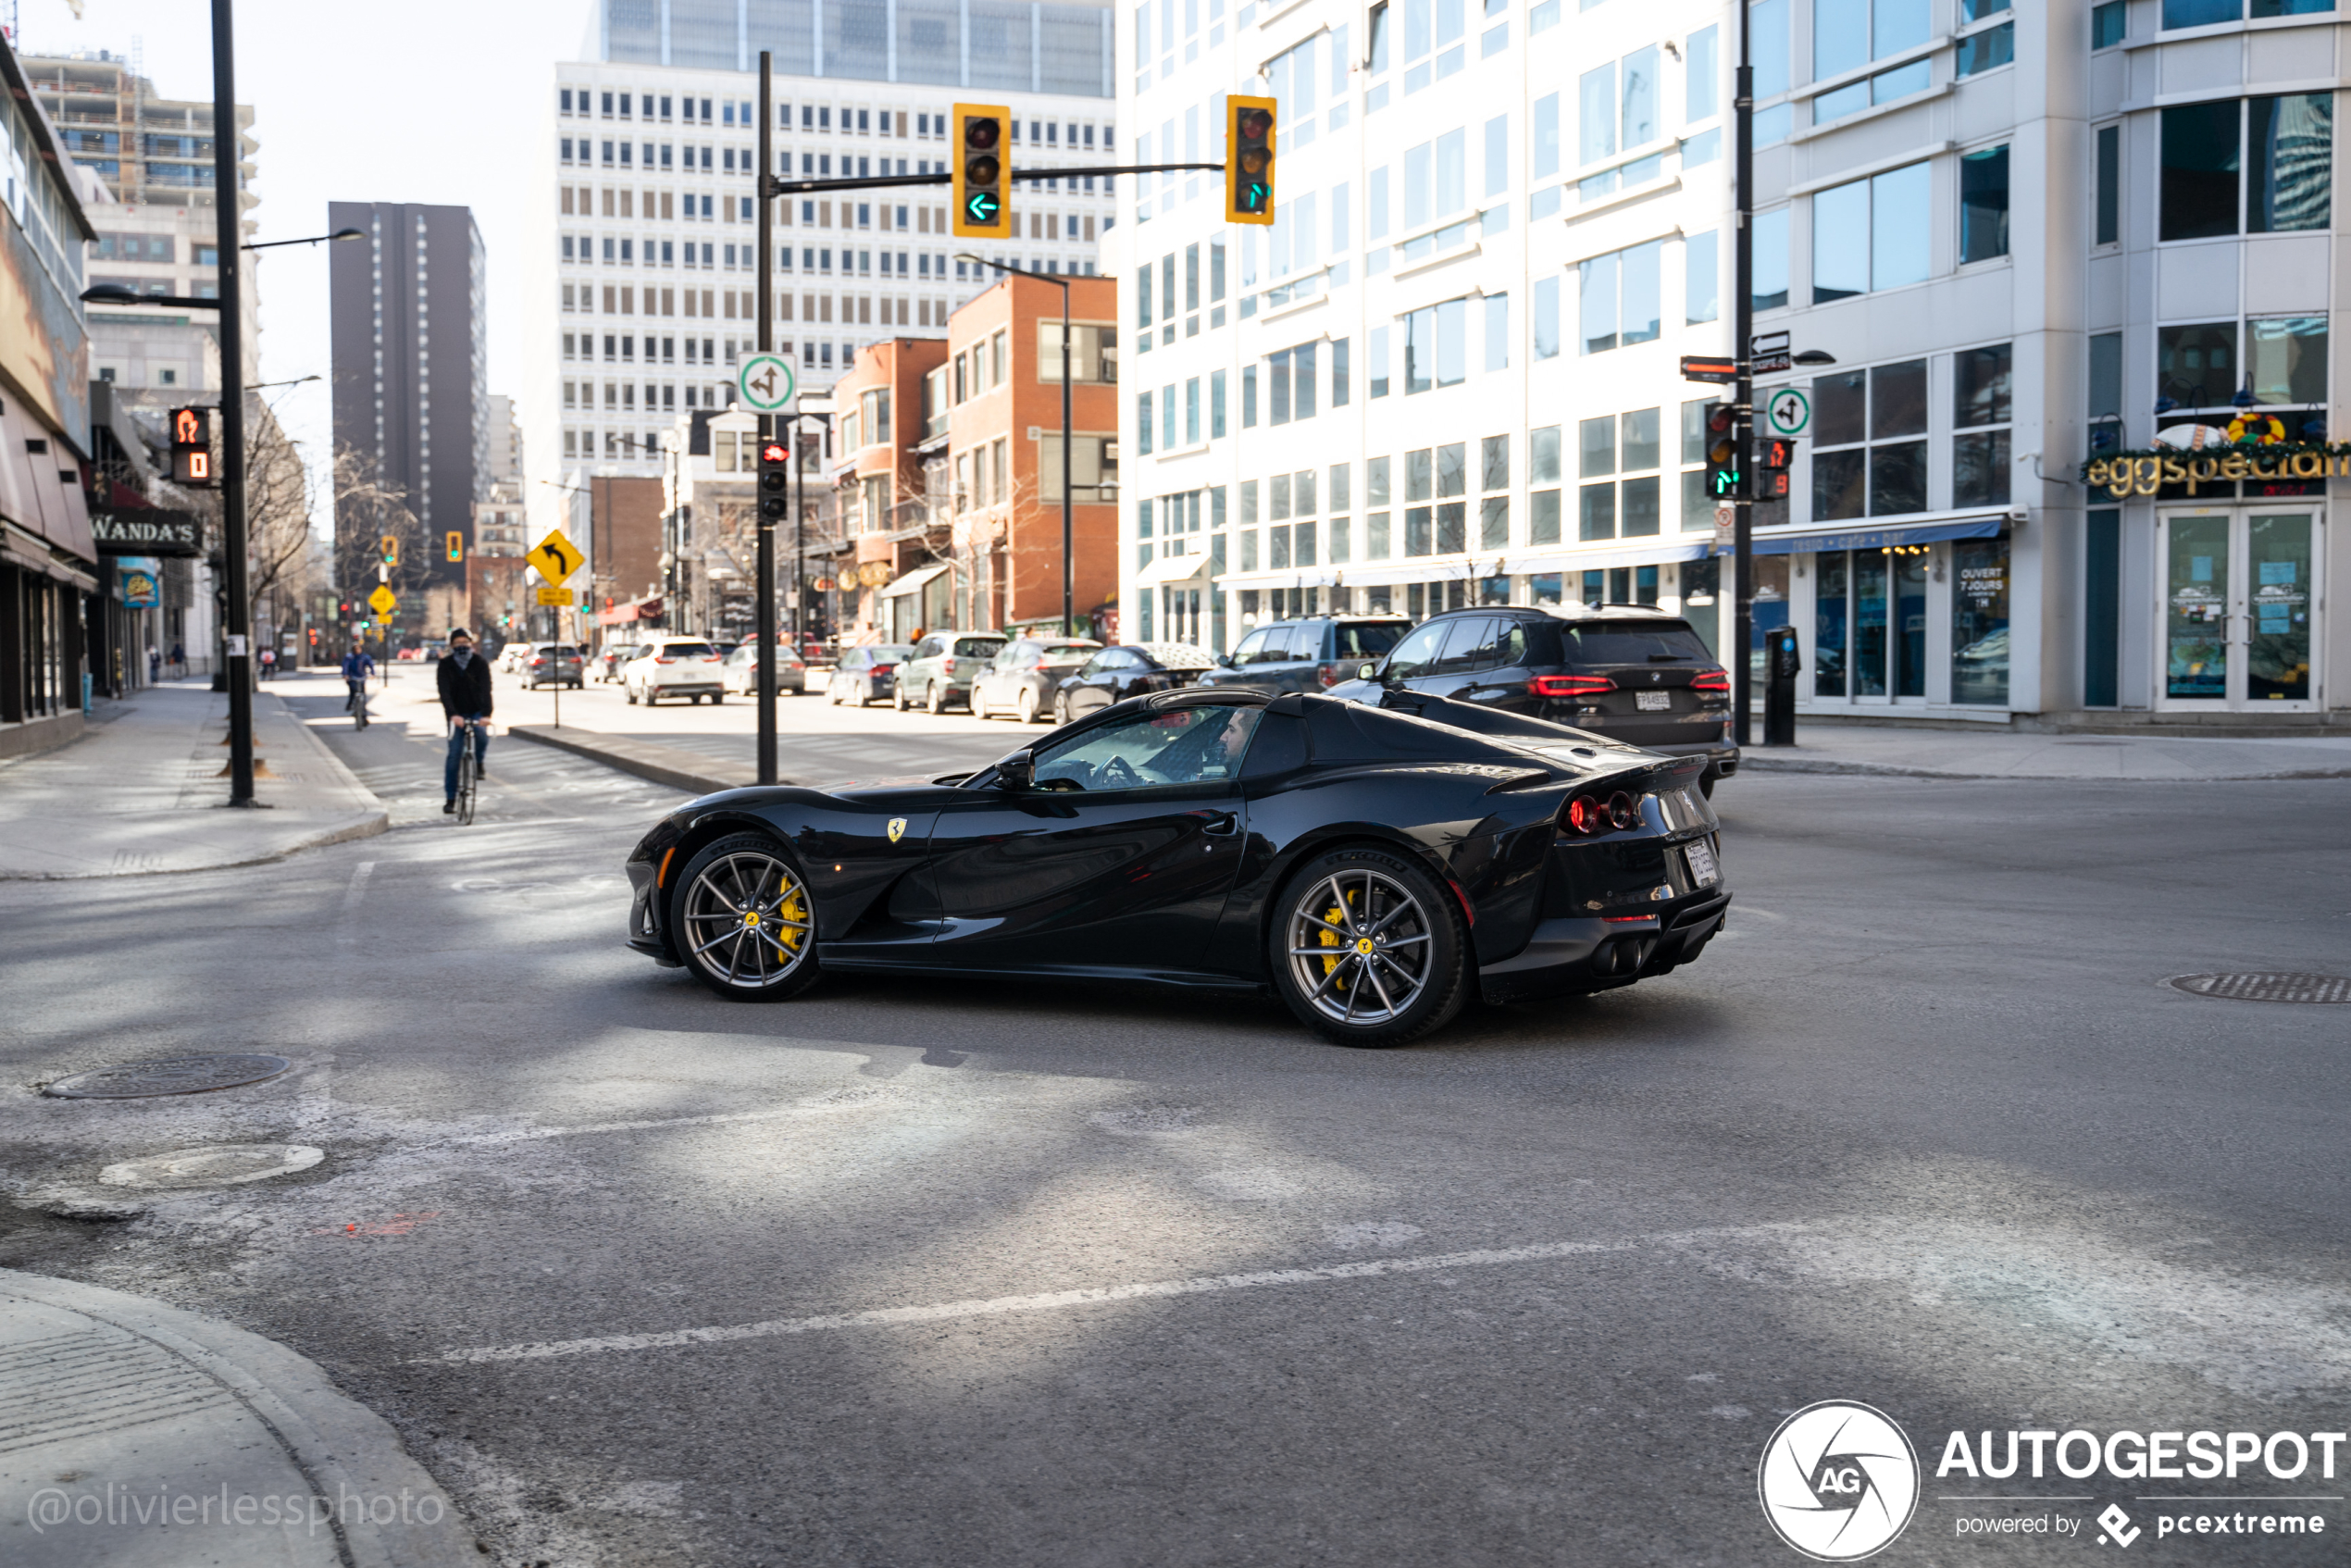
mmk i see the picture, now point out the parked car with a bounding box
[971,637,1101,723]
[621,688,1731,1046]
[1326,605,1739,793]
[595,643,640,683]
[721,640,807,695]
[497,643,531,674]
[1199,616,1412,696]
[523,643,585,690]
[893,631,1008,714]
[1052,642,1220,723]
[825,644,914,706]
[623,636,725,705]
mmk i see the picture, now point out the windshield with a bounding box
[1333,622,1406,658]
[1560,622,1712,663]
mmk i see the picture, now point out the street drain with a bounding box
[2164,973,2351,1004]
[41,1054,292,1099]
[98,1144,324,1189]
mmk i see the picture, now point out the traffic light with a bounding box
[1756,436,1795,500]
[1704,403,1741,500]
[951,103,1009,239]
[379,534,400,567]
[757,438,790,521]
[445,530,464,563]
[169,405,213,486]
[1225,94,1277,224]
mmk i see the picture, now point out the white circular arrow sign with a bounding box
[737,354,798,413]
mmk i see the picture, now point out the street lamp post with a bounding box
[959,255,1073,638]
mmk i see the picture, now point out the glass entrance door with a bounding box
[2160,512,2320,708]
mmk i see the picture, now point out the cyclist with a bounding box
[340,643,376,725]
[436,628,493,815]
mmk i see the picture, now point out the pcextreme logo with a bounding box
[1759,1401,1922,1561]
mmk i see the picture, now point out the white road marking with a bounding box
[336,861,375,944]
[421,1223,1803,1365]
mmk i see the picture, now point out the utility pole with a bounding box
[1731,1,1756,750]
[755,51,778,785]
[211,0,255,803]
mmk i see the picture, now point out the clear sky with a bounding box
[19,0,590,513]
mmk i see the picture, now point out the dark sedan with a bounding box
[1052,641,1220,723]
[825,644,914,706]
[1199,616,1411,695]
[623,688,1730,1047]
[1329,606,1739,793]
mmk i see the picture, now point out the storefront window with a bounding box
[1853,552,1888,695]
[1950,538,2010,704]
[2166,516,2231,699]
[1815,553,1848,695]
[1681,556,1720,657]
[2158,322,2235,410]
[2247,515,2312,701]
[2248,316,2326,406]
[1748,554,1791,691]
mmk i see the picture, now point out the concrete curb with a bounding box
[0,1269,475,1567]
[508,722,779,795]
[1737,755,2351,782]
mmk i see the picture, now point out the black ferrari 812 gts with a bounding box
[624,689,1730,1046]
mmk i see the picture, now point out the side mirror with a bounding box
[1214,653,1235,667]
[996,751,1034,790]
[1358,663,1377,681]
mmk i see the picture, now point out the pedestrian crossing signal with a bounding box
[1756,436,1795,500]
[169,404,214,486]
[1225,95,1276,225]
[952,104,1010,239]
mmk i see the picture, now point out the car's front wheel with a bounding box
[1270,848,1468,1047]
[891,683,909,712]
[1054,691,1071,725]
[672,832,822,1001]
[926,681,946,716]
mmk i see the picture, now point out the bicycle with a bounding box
[452,717,482,825]
[346,681,370,730]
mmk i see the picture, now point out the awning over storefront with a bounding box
[1505,541,1712,577]
[875,562,950,600]
[1137,550,1212,586]
[1722,514,2010,556]
[598,594,665,625]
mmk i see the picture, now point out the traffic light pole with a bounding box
[1732,5,1757,751]
[755,51,778,786]
[211,0,256,805]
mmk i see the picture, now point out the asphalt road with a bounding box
[5,682,2348,1567]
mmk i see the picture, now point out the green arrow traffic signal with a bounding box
[965,191,1000,225]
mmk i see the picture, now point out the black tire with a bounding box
[710,691,723,704]
[1268,847,1468,1047]
[1699,768,1719,800]
[671,832,822,1001]
[626,687,638,705]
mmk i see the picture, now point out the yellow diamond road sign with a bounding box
[367,584,395,614]
[527,529,584,585]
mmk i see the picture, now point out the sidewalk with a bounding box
[0,1269,471,1566]
[1737,724,2351,780]
[0,677,388,878]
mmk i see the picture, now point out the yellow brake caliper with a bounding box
[774,883,806,951]
[1319,888,1359,992]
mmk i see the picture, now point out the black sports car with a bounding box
[623,688,1730,1046]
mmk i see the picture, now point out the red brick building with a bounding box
[827,337,950,641]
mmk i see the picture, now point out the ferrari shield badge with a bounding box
[887,817,907,843]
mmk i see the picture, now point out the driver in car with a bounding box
[1033,706,1262,790]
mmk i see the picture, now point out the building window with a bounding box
[1955,20,2013,77]
[1401,298,1470,392]
[1811,0,1934,124]
[1529,425,1562,544]
[1959,145,2010,263]
[1953,343,2013,508]
[2092,0,2127,47]
[1138,391,1154,454]
[2162,95,2332,242]
[2095,125,2121,245]
[1578,240,1661,354]
[1810,359,1929,520]
[1686,230,1720,324]
[1811,162,1931,303]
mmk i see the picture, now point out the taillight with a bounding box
[1317,661,1341,688]
[1692,669,1730,694]
[655,656,677,665]
[1562,790,1645,836]
[1530,674,1614,699]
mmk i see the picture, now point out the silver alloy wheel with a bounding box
[1284,868,1435,1027]
[679,849,815,991]
[1017,687,1038,724]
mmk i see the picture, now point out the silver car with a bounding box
[970,637,1102,723]
[721,641,807,695]
[523,643,584,689]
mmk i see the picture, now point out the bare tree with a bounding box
[329,441,432,611]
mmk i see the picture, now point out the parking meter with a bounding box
[1763,624,1800,747]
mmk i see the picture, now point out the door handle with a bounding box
[1200,812,1240,837]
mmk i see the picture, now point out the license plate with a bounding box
[1685,837,1720,886]
[1636,691,1672,711]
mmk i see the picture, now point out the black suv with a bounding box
[1197,616,1412,695]
[1327,605,1738,791]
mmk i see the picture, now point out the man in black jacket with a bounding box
[436,628,494,815]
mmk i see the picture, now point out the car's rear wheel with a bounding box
[1017,688,1039,724]
[1698,767,1719,800]
[625,687,638,705]
[892,683,909,712]
[927,681,946,716]
[673,832,821,1001]
[1270,849,1467,1047]
[1054,691,1071,725]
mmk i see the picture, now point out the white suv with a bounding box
[623,637,725,706]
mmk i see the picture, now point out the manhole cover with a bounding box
[2165,973,2351,1004]
[42,1054,292,1099]
[98,1144,324,1189]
